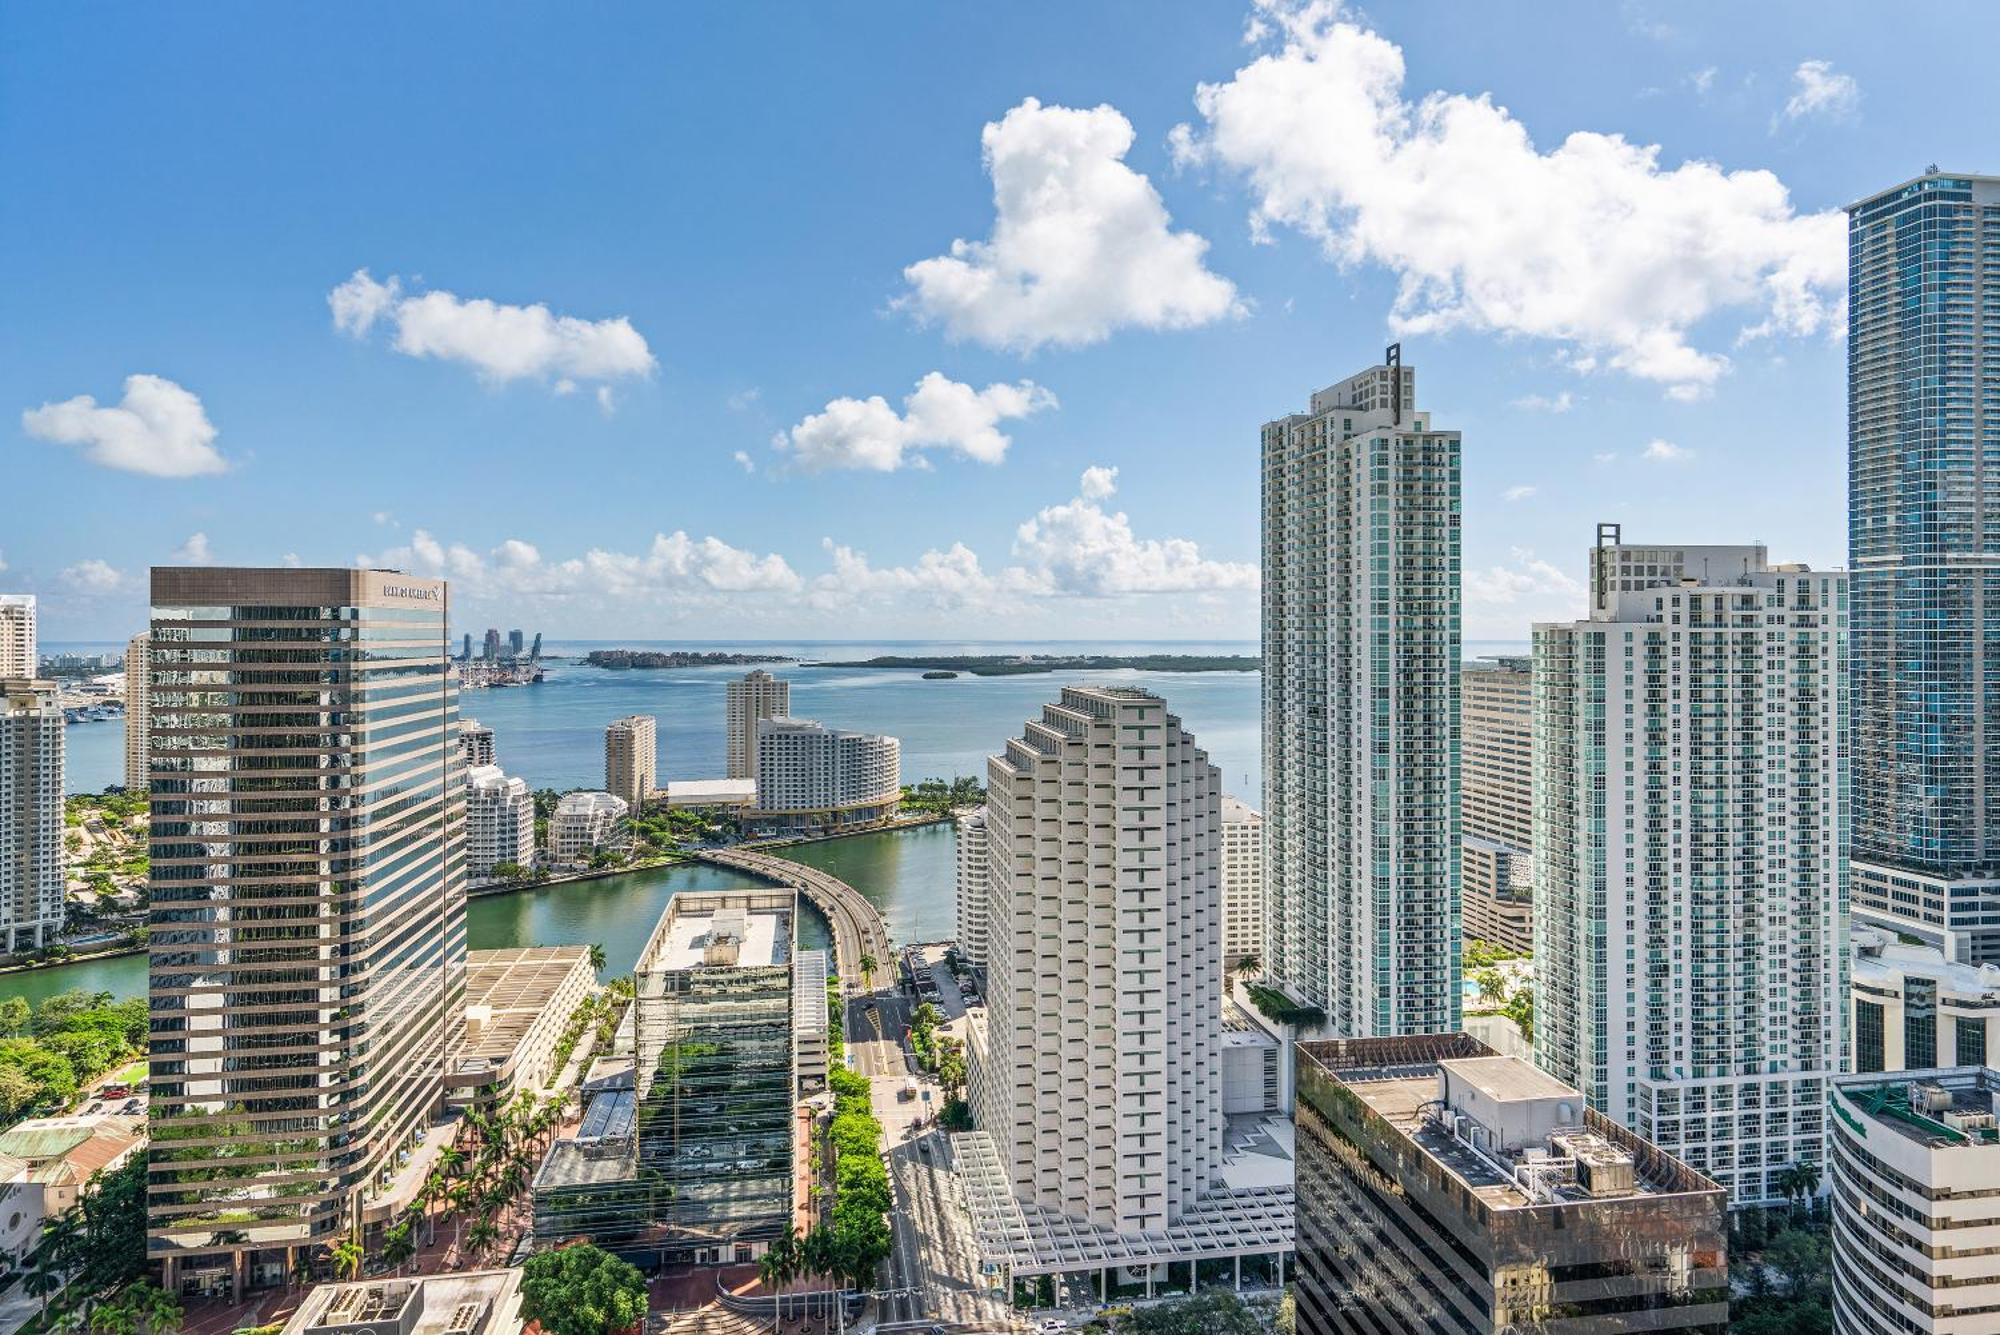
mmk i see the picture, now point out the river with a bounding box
[0,824,951,1008]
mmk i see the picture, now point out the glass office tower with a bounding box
[1848,172,2000,961]
[145,568,466,1293]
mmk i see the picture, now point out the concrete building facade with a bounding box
[1534,535,1848,1207]
[459,718,494,770]
[1851,926,2000,1075]
[0,596,33,678]
[1220,796,1263,971]
[977,686,1223,1235]
[549,791,627,865]
[1461,656,1533,954]
[751,717,900,834]
[1261,357,1461,1038]
[726,670,790,781]
[1295,1034,1727,1332]
[124,633,150,795]
[954,805,988,969]
[0,679,65,954]
[145,567,467,1292]
[604,714,657,815]
[1846,172,2000,965]
[1830,1066,2000,1333]
[464,764,534,880]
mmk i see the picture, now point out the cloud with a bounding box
[281,553,303,568]
[1593,451,1618,464]
[1171,2,1845,397]
[329,269,655,394]
[778,372,1056,472]
[1502,484,1537,502]
[22,374,227,477]
[59,560,125,595]
[1011,467,1258,595]
[1510,391,1574,414]
[358,529,802,604]
[727,388,762,412]
[1777,60,1859,126]
[373,511,397,527]
[733,450,756,474]
[1642,438,1692,462]
[1689,66,1718,97]
[1464,547,1581,609]
[898,97,1243,351]
[173,533,214,565]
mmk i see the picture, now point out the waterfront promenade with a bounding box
[692,847,892,984]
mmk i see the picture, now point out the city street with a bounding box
[846,987,1018,1333]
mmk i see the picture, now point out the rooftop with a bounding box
[651,906,786,970]
[284,1269,521,1335]
[1438,1054,1578,1105]
[1836,1068,2000,1148]
[1852,926,2000,997]
[459,947,592,1068]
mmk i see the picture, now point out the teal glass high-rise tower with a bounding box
[1848,171,2000,961]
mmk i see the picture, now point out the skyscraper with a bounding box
[726,670,789,780]
[465,763,535,880]
[976,686,1222,1234]
[0,595,34,677]
[1847,171,2000,962]
[146,568,466,1291]
[460,717,495,769]
[1261,354,1461,1036]
[604,714,657,813]
[0,678,65,954]
[1534,534,1846,1206]
[1460,656,1532,954]
[124,633,150,795]
[954,805,988,969]
[1219,796,1263,971]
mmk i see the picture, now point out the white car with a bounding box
[1037,1321,1069,1333]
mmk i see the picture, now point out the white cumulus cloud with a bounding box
[22,374,227,477]
[1778,60,1859,126]
[358,529,801,603]
[779,373,1056,472]
[329,269,655,395]
[1012,467,1259,596]
[1464,547,1581,613]
[59,559,125,595]
[898,98,1243,351]
[173,533,215,565]
[1171,1,1845,397]
[1511,391,1574,414]
[1502,484,1537,502]
[1642,438,1692,462]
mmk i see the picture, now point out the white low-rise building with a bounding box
[1851,926,2000,1073]
[465,764,534,879]
[1831,1066,2000,1333]
[550,790,627,865]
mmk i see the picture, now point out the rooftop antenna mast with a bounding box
[1385,342,1403,425]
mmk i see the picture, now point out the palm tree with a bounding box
[379,1219,417,1274]
[464,1217,499,1260]
[137,1282,183,1335]
[588,943,607,972]
[858,953,878,989]
[437,1146,467,1180]
[24,1251,63,1322]
[758,1227,801,1329]
[327,1239,364,1282]
[1234,953,1261,981]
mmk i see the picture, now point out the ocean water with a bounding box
[58,637,1529,798]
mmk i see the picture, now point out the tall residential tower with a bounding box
[0,678,65,954]
[604,714,657,814]
[726,670,789,781]
[1533,533,1847,1206]
[145,568,467,1290]
[1261,354,1460,1036]
[1847,171,2000,962]
[125,632,151,794]
[0,596,33,677]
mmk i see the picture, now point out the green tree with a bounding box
[0,997,29,1037]
[588,943,608,973]
[857,954,878,989]
[1121,1291,1262,1334]
[518,1245,649,1335]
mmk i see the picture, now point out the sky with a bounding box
[3,1,1994,643]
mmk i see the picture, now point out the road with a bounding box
[694,848,892,985]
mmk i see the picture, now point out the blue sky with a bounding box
[3,1,1993,642]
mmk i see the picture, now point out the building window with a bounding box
[1958,1016,1987,1068]
[1906,980,1938,1070]
[1856,1000,1884,1074]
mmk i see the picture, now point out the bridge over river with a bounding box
[692,847,893,987]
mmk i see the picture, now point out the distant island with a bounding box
[583,650,796,670]
[813,654,1260,676]
[921,670,958,680]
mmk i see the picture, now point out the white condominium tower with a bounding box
[0,596,34,677]
[1261,352,1461,1036]
[0,678,65,954]
[979,686,1222,1234]
[465,763,535,879]
[1533,530,1847,1207]
[726,670,789,780]
[124,633,150,795]
[604,714,657,814]
[1219,796,1263,970]
[146,568,467,1290]
[1460,656,1533,953]
[954,805,988,969]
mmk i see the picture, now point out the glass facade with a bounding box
[1262,363,1461,1037]
[1848,172,2000,952]
[1904,978,1938,1070]
[145,569,465,1291]
[1856,1000,1885,1074]
[1293,1036,1728,1333]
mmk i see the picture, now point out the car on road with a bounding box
[1037,1321,1070,1333]
[122,1099,142,1114]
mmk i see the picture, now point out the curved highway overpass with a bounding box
[694,846,892,986]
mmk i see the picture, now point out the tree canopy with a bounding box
[519,1244,649,1335]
